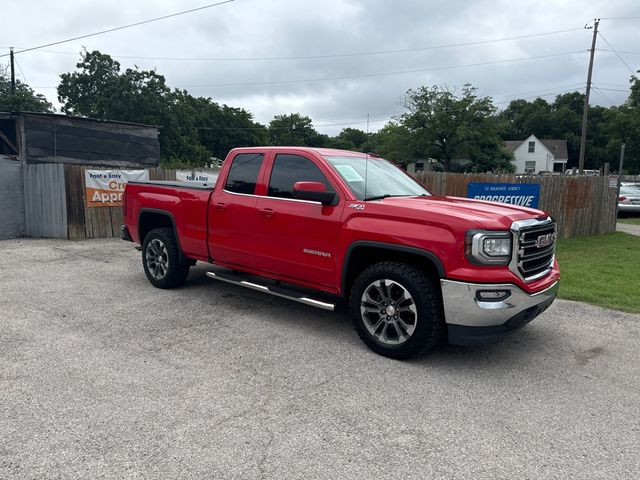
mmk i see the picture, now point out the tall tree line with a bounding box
[1,50,638,173]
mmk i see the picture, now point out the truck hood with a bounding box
[374,195,546,229]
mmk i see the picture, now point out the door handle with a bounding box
[259,208,276,217]
[214,202,227,211]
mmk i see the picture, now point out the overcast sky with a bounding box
[2,0,639,135]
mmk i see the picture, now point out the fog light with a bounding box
[476,290,511,302]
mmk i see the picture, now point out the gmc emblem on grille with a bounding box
[536,232,556,248]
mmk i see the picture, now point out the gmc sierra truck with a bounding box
[122,147,559,359]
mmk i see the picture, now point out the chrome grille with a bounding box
[510,219,557,281]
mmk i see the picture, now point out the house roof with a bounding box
[505,140,522,153]
[540,139,568,160]
[0,111,159,129]
[504,136,568,160]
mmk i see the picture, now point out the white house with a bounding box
[505,135,568,174]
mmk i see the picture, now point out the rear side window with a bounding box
[268,154,333,199]
[224,153,264,194]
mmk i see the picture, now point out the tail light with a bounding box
[619,195,626,201]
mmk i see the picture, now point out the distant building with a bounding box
[505,135,568,174]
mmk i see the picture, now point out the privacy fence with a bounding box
[4,164,619,241]
[416,172,618,239]
[64,166,208,240]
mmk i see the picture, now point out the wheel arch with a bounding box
[138,209,184,256]
[341,241,446,297]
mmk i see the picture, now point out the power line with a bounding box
[10,26,585,62]
[0,0,234,58]
[28,50,585,90]
[597,32,636,75]
[591,86,614,105]
[598,48,640,56]
[490,82,586,100]
[591,85,630,92]
[494,88,585,106]
[176,50,586,88]
[599,16,640,20]
[14,56,28,84]
[593,81,633,87]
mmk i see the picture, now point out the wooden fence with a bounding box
[59,167,617,240]
[64,166,181,240]
[417,172,618,239]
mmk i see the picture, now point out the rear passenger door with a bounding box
[253,153,344,289]
[209,152,265,268]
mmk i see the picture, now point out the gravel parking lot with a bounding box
[1,238,639,479]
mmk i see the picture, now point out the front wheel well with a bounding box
[343,245,444,298]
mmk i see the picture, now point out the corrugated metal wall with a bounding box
[0,156,24,239]
[23,163,68,238]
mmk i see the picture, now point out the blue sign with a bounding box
[467,183,540,208]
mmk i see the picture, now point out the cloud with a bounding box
[3,0,638,135]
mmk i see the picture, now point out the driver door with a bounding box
[253,153,344,290]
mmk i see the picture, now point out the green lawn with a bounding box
[556,232,640,313]
[618,217,640,225]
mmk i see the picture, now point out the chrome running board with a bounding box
[206,271,335,311]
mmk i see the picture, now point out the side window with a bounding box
[224,153,264,194]
[268,154,333,199]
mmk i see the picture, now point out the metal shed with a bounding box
[0,112,160,239]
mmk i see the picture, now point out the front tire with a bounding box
[349,261,444,359]
[142,228,190,289]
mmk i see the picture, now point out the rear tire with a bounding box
[142,228,190,289]
[349,261,444,359]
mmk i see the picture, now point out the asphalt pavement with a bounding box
[1,238,639,479]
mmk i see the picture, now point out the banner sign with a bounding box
[176,170,218,184]
[85,169,149,207]
[467,182,540,208]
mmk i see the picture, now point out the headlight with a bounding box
[467,231,512,265]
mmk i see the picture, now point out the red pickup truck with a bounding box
[122,147,559,358]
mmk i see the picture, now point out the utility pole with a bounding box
[578,18,599,174]
[10,47,16,94]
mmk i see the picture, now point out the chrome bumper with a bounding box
[440,279,559,327]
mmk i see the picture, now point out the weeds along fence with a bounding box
[416,172,618,239]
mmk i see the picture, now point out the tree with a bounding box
[369,123,416,164]
[57,50,265,167]
[267,113,325,146]
[336,128,369,149]
[0,67,53,113]
[604,76,640,174]
[401,84,513,172]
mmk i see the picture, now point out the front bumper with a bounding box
[441,279,559,346]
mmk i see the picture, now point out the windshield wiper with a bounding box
[364,194,412,201]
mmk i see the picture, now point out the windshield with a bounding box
[324,156,430,200]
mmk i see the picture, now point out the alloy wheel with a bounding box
[360,279,417,345]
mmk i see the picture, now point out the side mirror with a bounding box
[293,181,338,206]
